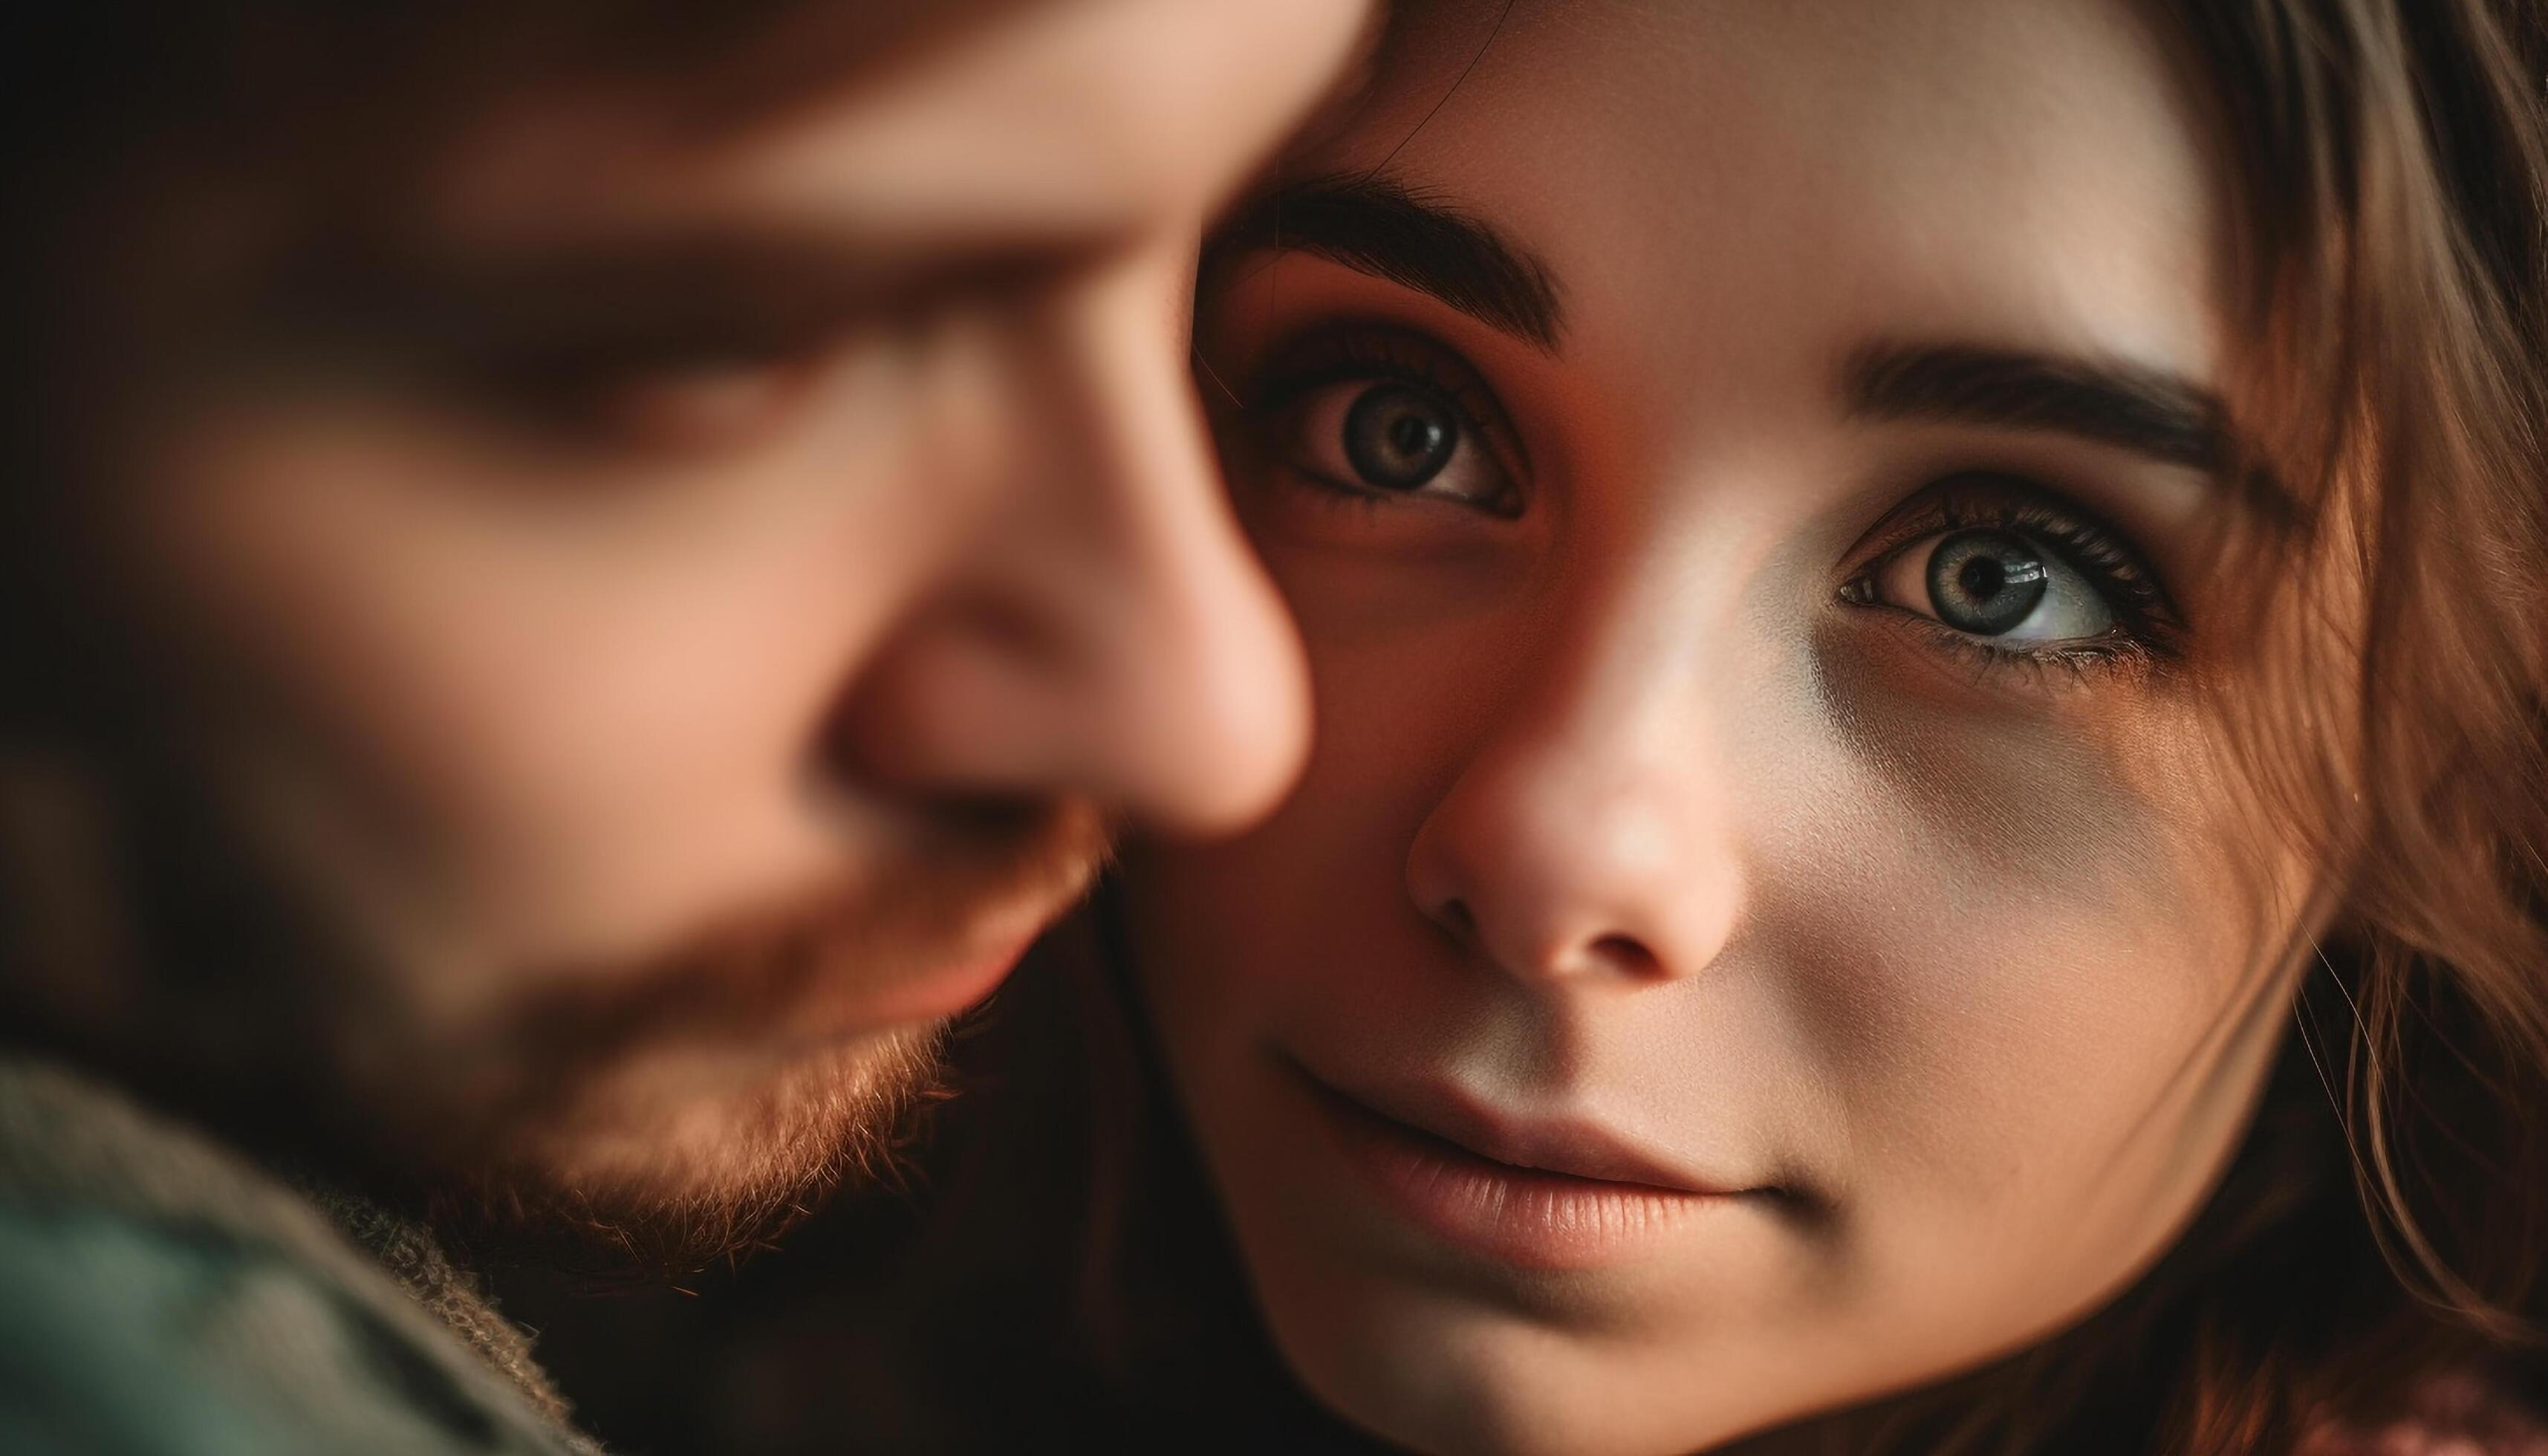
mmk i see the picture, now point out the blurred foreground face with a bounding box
[1134,1,2325,1450]
[65,0,1358,1261]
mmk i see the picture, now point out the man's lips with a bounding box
[848,926,1045,1029]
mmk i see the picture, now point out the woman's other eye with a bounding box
[1274,377,1519,516]
[1868,527,2116,643]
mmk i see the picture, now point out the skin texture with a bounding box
[35,0,1368,1263]
[1129,1,2324,1451]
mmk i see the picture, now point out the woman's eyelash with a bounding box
[1246,331,1474,413]
[1850,478,2186,677]
[1920,620,2164,688]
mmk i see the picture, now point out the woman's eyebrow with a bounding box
[1845,340,2307,529]
[1209,175,1566,352]
[1844,340,2227,470]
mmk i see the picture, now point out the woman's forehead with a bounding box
[1296,0,2227,404]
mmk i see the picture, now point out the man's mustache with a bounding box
[478,793,1114,1116]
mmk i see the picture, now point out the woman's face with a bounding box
[1129,1,2317,1452]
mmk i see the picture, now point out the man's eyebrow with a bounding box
[1844,341,2229,471]
[1209,175,1565,352]
[258,225,1114,364]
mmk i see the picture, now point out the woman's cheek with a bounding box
[1767,648,2282,1322]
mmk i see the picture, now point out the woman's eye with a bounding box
[1869,527,2116,642]
[1278,378,1517,515]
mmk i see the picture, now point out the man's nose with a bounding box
[832,259,1312,839]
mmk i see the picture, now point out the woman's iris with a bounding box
[1343,384,1457,490]
[1926,529,2049,635]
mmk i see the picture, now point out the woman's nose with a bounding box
[828,259,1312,839]
[1403,672,1747,992]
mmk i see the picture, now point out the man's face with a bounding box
[56,0,1362,1263]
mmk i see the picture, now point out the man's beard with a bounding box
[423,1020,952,1280]
[0,729,1110,1277]
[412,796,1112,1276]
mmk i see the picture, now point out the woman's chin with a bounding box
[1248,1284,1767,1456]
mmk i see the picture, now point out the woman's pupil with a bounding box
[1958,555,2006,601]
[1389,413,1438,459]
[1344,384,1456,490]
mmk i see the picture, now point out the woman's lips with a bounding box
[1290,1058,1756,1272]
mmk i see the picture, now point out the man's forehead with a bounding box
[424,0,1371,262]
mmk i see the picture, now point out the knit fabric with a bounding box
[0,1054,604,1456]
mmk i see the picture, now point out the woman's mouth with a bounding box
[1286,1056,1761,1272]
